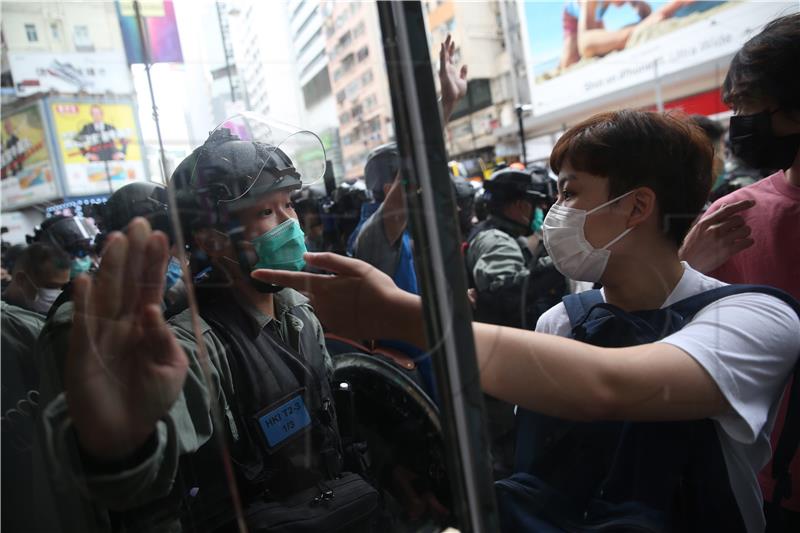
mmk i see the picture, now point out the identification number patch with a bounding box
[257,394,312,448]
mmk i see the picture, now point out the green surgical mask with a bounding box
[530,207,545,234]
[70,256,92,278]
[251,219,307,272]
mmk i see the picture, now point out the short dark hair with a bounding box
[12,243,71,280]
[722,13,800,112]
[689,114,724,144]
[550,110,713,247]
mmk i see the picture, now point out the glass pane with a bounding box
[2,1,797,532]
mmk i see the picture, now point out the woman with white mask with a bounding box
[255,109,800,533]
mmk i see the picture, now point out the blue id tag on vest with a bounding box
[256,392,312,449]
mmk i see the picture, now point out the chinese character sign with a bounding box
[51,101,147,196]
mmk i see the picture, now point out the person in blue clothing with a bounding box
[345,34,468,399]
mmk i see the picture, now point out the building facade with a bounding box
[227,0,304,127]
[288,0,343,180]
[323,1,394,180]
[1,1,134,101]
[424,0,521,164]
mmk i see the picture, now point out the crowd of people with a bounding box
[1,14,799,533]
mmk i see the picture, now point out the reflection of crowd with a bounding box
[1,14,799,533]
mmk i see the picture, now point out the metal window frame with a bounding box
[377,2,499,532]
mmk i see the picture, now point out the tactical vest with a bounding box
[172,288,375,532]
[466,217,567,330]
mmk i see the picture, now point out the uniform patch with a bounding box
[256,393,312,448]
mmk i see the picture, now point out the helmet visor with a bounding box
[202,112,327,206]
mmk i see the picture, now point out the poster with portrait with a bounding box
[1,105,60,209]
[50,100,148,196]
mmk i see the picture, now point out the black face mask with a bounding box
[729,110,800,170]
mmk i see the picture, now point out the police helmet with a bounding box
[528,162,558,204]
[98,182,173,241]
[451,174,476,208]
[291,186,325,217]
[484,167,546,205]
[33,215,97,258]
[364,142,400,201]
[171,127,302,234]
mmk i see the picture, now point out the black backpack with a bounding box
[497,285,800,532]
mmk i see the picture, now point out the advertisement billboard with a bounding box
[50,101,148,196]
[117,0,184,64]
[1,105,60,209]
[8,51,133,97]
[520,1,798,117]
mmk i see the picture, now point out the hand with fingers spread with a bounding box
[252,252,425,346]
[65,217,188,462]
[439,34,468,123]
[679,199,756,274]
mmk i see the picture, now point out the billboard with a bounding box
[8,51,133,97]
[117,0,184,64]
[1,105,60,209]
[520,1,798,116]
[50,101,147,196]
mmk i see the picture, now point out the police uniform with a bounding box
[39,288,338,520]
[464,168,567,479]
[38,127,378,533]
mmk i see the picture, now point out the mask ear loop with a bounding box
[587,189,638,250]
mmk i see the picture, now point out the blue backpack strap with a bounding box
[563,289,604,328]
[668,284,800,512]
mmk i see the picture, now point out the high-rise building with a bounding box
[424,0,521,163]
[288,0,342,179]
[323,1,394,180]
[1,1,134,101]
[227,0,303,127]
[174,0,245,147]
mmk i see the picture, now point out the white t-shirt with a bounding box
[535,262,800,533]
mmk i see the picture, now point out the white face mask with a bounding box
[542,190,635,282]
[31,287,62,314]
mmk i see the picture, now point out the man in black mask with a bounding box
[679,12,800,530]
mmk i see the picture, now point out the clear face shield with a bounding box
[199,112,327,207]
[175,113,327,288]
[43,216,100,258]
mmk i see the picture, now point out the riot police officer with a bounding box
[465,165,567,330]
[31,214,98,279]
[40,126,378,532]
[464,165,567,479]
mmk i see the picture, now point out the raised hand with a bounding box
[439,34,468,123]
[65,218,188,462]
[678,199,755,274]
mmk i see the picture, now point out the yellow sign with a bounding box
[2,107,49,178]
[1,106,58,208]
[52,102,143,165]
[51,101,147,195]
